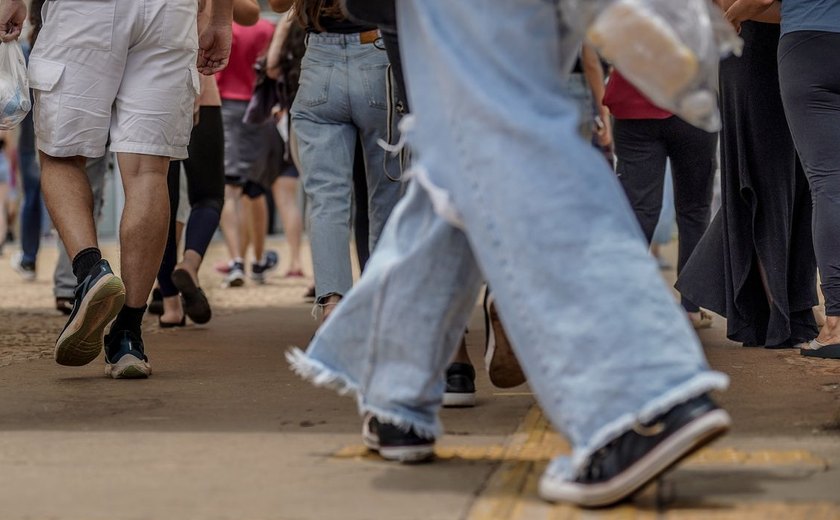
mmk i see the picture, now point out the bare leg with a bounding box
[160,220,186,324]
[244,194,268,263]
[116,153,170,308]
[40,154,97,258]
[0,183,8,250]
[272,177,304,273]
[220,184,244,261]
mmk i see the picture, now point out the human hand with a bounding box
[0,0,26,43]
[595,108,613,149]
[197,22,232,75]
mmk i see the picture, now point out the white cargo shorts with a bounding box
[28,0,200,160]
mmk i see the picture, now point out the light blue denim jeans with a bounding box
[291,32,401,301]
[289,0,728,480]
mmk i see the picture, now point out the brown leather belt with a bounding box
[359,29,380,45]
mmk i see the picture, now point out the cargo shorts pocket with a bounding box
[161,0,199,50]
[54,0,116,51]
[28,57,66,145]
[174,67,202,149]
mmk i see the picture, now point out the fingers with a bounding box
[0,26,21,42]
[197,51,228,75]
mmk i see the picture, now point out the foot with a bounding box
[105,330,151,379]
[11,252,36,281]
[222,261,246,288]
[172,267,212,324]
[688,310,713,330]
[362,414,435,463]
[484,291,526,388]
[251,250,279,284]
[815,316,840,346]
[443,363,476,408]
[538,394,731,507]
[54,260,126,367]
[55,297,74,316]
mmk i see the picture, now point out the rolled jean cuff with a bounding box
[286,348,441,440]
[560,371,730,480]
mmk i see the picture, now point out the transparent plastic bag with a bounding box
[0,40,31,130]
[561,0,742,132]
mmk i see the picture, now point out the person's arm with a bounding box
[728,0,780,24]
[266,15,294,80]
[197,0,234,75]
[0,0,26,42]
[721,0,780,30]
[233,0,261,26]
[581,45,612,149]
[269,0,295,14]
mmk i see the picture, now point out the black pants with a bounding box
[779,30,840,316]
[157,106,226,297]
[615,116,717,312]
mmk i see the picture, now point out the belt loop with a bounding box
[304,32,310,47]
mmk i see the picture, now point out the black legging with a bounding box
[614,116,717,313]
[157,106,226,297]
[779,31,840,317]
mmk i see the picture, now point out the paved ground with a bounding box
[0,238,838,519]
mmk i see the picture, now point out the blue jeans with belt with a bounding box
[291,32,402,302]
[290,0,728,480]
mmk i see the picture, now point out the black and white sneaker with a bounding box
[443,363,476,408]
[54,260,125,367]
[538,394,731,507]
[222,261,246,288]
[105,330,152,379]
[251,250,279,284]
[362,414,436,463]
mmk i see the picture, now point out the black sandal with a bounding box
[159,316,186,328]
[801,340,840,359]
[171,268,212,325]
[55,297,74,316]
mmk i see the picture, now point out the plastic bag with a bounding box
[0,40,31,130]
[561,0,742,132]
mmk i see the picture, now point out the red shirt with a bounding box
[602,71,672,120]
[216,20,276,101]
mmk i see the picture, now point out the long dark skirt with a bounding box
[676,22,818,348]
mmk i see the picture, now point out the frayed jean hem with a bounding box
[287,348,442,440]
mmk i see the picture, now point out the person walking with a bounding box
[286,0,731,507]
[0,0,234,378]
[605,70,718,329]
[272,0,402,322]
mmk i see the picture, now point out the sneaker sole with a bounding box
[378,445,436,464]
[223,275,245,288]
[54,275,126,367]
[105,355,152,379]
[538,409,731,507]
[485,295,526,389]
[443,391,476,408]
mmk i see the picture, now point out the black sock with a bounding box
[72,247,102,285]
[110,305,147,337]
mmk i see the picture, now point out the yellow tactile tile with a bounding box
[331,405,838,519]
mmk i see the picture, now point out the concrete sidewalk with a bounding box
[0,239,838,519]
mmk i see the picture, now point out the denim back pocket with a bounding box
[297,63,333,108]
[361,63,389,110]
